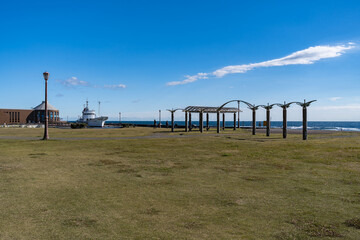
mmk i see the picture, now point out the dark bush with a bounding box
[70,123,87,129]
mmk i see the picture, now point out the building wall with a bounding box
[0,109,34,124]
[0,109,60,124]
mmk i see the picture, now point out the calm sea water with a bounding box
[105,121,360,132]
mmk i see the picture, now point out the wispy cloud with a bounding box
[58,77,89,87]
[314,105,360,110]
[329,97,342,101]
[167,73,209,86]
[57,77,126,90]
[167,43,355,86]
[103,84,126,89]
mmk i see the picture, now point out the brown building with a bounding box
[0,101,60,125]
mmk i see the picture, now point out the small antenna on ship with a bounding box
[98,101,101,116]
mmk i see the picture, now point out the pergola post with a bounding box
[171,111,174,132]
[199,112,203,133]
[222,113,225,130]
[189,113,192,131]
[206,113,209,131]
[185,111,188,132]
[283,107,287,139]
[303,106,307,140]
[266,108,270,137]
[217,111,220,133]
[252,108,256,135]
[233,112,236,130]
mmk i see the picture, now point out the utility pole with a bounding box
[159,110,161,128]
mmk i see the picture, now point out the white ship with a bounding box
[77,101,108,127]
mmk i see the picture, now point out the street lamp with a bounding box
[43,72,49,140]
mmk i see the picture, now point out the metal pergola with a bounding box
[182,106,241,133]
[166,99,316,140]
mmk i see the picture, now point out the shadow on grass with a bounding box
[345,218,360,229]
[63,217,97,227]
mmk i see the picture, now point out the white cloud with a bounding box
[57,77,126,90]
[329,97,342,101]
[314,105,360,110]
[103,84,126,89]
[167,73,208,86]
[167,43,355,85]
[58,77,89,87]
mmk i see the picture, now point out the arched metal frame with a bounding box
[166,108,183,132]
[273,102,298,139]
[272,100,316,140]
[259,103,276,137]
[169,99,316,140]
[294,100,317,140]
[217,100,257,135]
[216,99,316,139]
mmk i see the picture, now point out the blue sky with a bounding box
[1,0,360,121]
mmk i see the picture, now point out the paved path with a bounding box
[0,129,358,141]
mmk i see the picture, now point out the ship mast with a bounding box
[98,101,101,116]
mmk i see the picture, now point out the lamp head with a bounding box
[43,72,49,81]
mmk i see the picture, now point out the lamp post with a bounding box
[43,72,49,140]
[237,101,240,128]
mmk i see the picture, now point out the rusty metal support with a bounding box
[222,113,225,130]
[189,113,192,131]
[303,106,307,140]
[206,113,209,131]
[283,107,287,138]
[252,108,256,135]
[266,108,270,137]
[233,112,236,130]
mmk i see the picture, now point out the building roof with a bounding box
[33,101,58,111]
[184,106,241,113]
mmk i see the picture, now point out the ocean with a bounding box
[105,121,360,132]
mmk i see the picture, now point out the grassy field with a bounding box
[1,127,360,239]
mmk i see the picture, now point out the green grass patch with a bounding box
[0,128,360,239]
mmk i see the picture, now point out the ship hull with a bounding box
[87,117,108,127]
